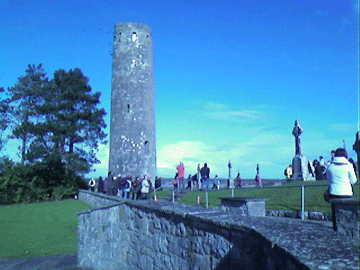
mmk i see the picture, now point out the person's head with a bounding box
[331,150,335,157]
[204,163,207,167]
[319,156,323,159]
[215,175,218,177]
[334,148,348,159]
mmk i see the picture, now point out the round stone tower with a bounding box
[109,22,156,180]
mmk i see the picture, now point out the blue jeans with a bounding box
[201,178,209,190]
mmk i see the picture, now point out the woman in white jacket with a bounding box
[326,148,357,198]
[140,177,150,199]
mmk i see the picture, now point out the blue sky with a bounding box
[1,0,358,179]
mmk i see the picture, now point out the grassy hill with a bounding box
[0,199,92,258]
[155,180,359,214]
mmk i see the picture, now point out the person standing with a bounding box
[186,174,192,190]
[191,174,198,190]
[235,173,242,188]
[132,177,141,200]
[98,176,104,193]
[155,176,162,191]
[212,175,220,189]
[313,160,324,181]
[330,150,335,162]
[125,177,132,198]
[173,173,179,190]
[140,176,150,199]
[200,163,210,189]
[255,173,262,188]
[284,165,293,179]
[176,162,185,190]
[319,156,326,167]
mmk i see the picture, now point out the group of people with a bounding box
[173,162,215,190]
[173,162,262,190]
[284,149,358,181]
[91,173,162,200]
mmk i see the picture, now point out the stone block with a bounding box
[283,210,297,218]
[330,197,359,239]
[220,197,268,217]
[308,211,324,220]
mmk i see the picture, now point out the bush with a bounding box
[0,158,88,205]
[52,185,76,200]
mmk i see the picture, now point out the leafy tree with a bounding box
[0,87,10,151]
[4,65,107,175]
[40,68,107,175]
[0,65,106,203]
[5,64,49,163]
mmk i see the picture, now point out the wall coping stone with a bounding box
[220,197,269,202]
[329,197,359,204]
[78,190,359,270]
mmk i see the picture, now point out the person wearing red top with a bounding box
[176,162,185,190]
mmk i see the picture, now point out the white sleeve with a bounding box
[348,165,357,185]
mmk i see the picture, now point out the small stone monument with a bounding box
[291,120,312,180]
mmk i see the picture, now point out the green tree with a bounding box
[0,87,10,151]
[0,65,106,203]
[5,64,49,163]
[37,68,107,175]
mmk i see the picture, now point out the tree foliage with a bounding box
[0,64,107,204]
[5,64,48,162]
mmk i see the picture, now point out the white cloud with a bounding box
[156,132,294,179]
[328,123,358,132]
[207,109,266,121]
[204,101,229,111]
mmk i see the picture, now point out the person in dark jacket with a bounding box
[200,163,210,189]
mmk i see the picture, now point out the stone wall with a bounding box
[330,198,359,239]
[78,190,359,270]
[266,209,332,220]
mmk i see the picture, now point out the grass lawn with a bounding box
[0,199,92,258]
[178,180,359,214]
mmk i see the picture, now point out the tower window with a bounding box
[127,104,130,113]
[132,32,138,42]
[118,32,121,42]
[144,141,149,155]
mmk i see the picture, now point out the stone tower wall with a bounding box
[109,22,156,179]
